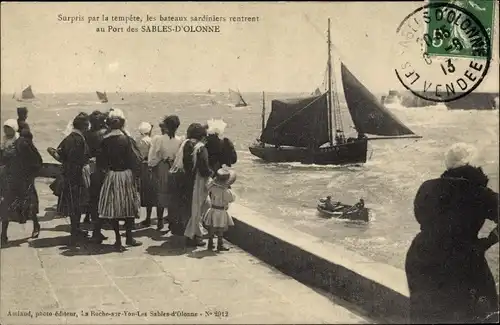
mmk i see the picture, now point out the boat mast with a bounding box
[261,91,266,134]
[327,18,335,144]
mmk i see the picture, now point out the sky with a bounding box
[1,1,499,94]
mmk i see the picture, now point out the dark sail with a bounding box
[21,86,35,99]
[341,63,416,137]
[96,91,108,103]
[229,89,247,107]
[260,93,329,147]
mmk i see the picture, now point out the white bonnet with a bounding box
[138,122,152,135]
[207,119,227,135]
[108,108,125,120]
[3,119,18,132]
[444,142,477,170]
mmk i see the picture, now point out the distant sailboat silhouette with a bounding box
[311,88,322,96]
[15,85,35,102]
[207,89,212,94]
[228,88,247,107]
[96,91,108,103]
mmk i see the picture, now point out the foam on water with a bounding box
[1,92,498,281]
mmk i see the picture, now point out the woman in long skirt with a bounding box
[96,108,142,251]
[135,122,157,227]
[57,113,92,245]
[148,115,183,231]
[0,121,42,246]
[168,123,211,246]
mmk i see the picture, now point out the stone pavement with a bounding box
[0,181,370,324]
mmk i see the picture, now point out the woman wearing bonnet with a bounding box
[148,115,183,230]
[135,121,158,228]
[204,119,237,173]
[93,108,142,251]
[406,143,499,324]
[0,119,42,246]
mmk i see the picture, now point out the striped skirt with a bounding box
[98,169,140,219]
[155,160,172,208]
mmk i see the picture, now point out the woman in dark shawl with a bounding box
[405,143,499,324]
[204,119,237,173]
[85,111,109,242]
[94,109,142,251]
[0,126,42,246]
[167,123,211,246]
[57,112,92,245]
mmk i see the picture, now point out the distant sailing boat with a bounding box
[228,88,248,107]
[15,85,35,102]
[96,91,108,103]
[248,19,421,165]
[207,89,212,94]
[311,88,322,96]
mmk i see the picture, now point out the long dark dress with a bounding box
[406,165,499,323]
[167,140,211,236]
[57,131,90,217]
[86,128,107,220]
[0,135,42,223]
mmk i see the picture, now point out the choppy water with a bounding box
[1,92,498,281]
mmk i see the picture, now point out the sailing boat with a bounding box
[207,89,212,94]
[15,85,35,102]
[96,91,108,103]
[248,19,421,165]
[228,88,248,107]
[311,88,322,96]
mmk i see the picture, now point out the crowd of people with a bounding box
[0,107,238,252]
[1,106,499,323]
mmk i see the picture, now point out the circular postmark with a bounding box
[394,2,492,103]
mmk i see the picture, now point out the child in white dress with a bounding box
[202,167,236,251]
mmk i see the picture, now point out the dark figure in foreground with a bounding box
[0,124,42,246]
[204,119,237,172]
[167,123,211,246]
[56,113,92,245]
[83,110,108,226]
[406,143,499,324]
[95,109,142,251]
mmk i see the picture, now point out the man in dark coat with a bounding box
[406,143,499,324]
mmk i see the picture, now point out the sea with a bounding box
[1,92,499,283]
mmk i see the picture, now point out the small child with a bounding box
[202,167,236,251]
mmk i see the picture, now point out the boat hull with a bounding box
[248,139,368,165]
[37,163,62,179]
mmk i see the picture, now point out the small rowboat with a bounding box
[317,197,369,222]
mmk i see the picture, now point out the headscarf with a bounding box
[186,123,207,141]
[206,119,227,135]
[444,143,477,170]
[138,122,153,135]
[1,119,19,149]
[107,108,126,130]
[3,119,19,133]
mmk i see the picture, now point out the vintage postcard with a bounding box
[1,1,499,324]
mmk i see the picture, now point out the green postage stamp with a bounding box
[425,0,495,59]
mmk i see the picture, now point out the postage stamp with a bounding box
[426,0,495,59]
[394,1,493,102]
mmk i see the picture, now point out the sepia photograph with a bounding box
[1,1,499,324]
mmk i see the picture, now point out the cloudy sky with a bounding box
[1,1,498,94]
